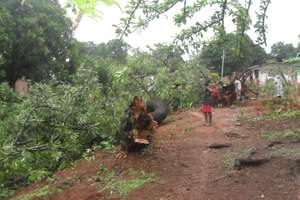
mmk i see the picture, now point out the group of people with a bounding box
[201,78,243,127]
[200,74,285,126]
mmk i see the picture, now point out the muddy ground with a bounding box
[12,103,300,200]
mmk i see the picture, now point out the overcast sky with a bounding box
[67,0,300,52]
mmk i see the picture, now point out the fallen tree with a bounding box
[119,96,168,152]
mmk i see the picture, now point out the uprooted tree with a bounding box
[119,96,168,152]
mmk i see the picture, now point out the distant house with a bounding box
[246,62,300,84]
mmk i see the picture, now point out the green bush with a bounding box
[260,79,276,97]
[151,63,206,109]
[0,78,122,197]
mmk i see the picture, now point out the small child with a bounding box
[201,86,213,126]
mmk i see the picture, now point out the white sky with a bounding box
[66,0,300,52]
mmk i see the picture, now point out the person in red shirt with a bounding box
[201,85,213,126]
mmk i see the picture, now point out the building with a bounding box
[246,62,300,84]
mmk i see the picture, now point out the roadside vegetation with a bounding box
[93,166,156,198]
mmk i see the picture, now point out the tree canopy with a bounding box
[200,33,266,75]
[0,0,74,85]
[271,42,298,61]
[117,0,271,51]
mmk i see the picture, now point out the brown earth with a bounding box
[12,104,300,200]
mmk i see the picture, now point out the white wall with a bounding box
[257,72,300,84]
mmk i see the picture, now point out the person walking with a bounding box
[274,76,284,98]
[234,78,242,101]
[201,86,213,126]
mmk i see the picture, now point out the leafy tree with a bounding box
[121,44,206,107]
[200,33,266,75]
[0,0,74,85]
[0,76,124,197]
[126,44,184,79]
[80,39,130,64]
[271,42,297,61]
[149,44,185,73]
[71,39,130,94]
[117,0,271,50]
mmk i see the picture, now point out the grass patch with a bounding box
[260,129,300,141]
[94,165,156,198]
[223,148,256,170]
[184,127,193,134]
[236,108,247,124]
[252,110,300,122]
[271,147,300,159]
[164,115,176,123]
[13,185,63,200]
[223,152,238,170]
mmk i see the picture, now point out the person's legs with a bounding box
[208,112,212,126]
[204,112,209,126]
[212,96,217,107]
[235,88,241,100]
[237,90,241,101]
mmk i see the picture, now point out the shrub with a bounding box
[0,78,122,197]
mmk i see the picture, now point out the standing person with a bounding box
[201,86,213,126]
[234,78,242,101]
[274,76,284,98]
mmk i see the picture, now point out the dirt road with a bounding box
[13,106,300,200]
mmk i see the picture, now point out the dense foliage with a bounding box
[0,37,208,198]
[0,0,74,85]
[117,44,207,108]
[200,33,266,75]
[271,42,299,61]
[0,76,122,198]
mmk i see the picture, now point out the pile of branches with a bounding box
[0,82,120,197]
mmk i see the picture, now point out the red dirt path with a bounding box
[13,105,300,200]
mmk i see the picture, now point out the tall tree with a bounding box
[0,0,74,85]
[271,42,297,61]
[200,33,266,75]
[77,39,129,64]
[149,44,185,73]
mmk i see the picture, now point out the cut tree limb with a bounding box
[208,143,232,149]
[234,158,270,170]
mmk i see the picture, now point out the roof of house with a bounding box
[247,62,300,75]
